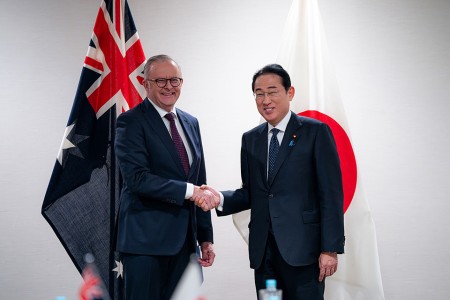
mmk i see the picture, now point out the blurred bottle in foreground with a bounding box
[258,279,282,300]
[79,253,111,300]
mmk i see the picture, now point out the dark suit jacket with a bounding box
[115,99,213,256]
[219,112,344,269]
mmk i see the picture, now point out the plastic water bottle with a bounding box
[258,279,282,300]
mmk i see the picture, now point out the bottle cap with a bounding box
[266,279,277,289]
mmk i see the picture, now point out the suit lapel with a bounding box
[268,112,302,186]
[141,100,186,176]
[254,123,269,187]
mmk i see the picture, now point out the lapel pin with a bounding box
[289,134,297,147]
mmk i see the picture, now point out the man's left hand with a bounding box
[318,252,338,282]
[198,242,215,267]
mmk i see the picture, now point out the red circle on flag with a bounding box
[299,110,357,213]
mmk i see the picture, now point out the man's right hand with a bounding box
[191,186,219,211]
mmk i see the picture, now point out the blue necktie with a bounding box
[165,113,190,176]
[268,128,280,182]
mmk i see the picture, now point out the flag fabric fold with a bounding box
[42,1,145,299]
[232,0,385,298]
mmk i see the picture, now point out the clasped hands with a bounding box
[190,185,220,211]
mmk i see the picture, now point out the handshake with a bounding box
[190,185,220,212]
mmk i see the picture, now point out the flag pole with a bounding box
[109,106,117,299]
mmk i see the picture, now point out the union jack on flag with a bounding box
[42,0,146,299]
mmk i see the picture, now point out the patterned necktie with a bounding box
[165,113,190,176]
[268,128,280,182]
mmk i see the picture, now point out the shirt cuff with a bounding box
[216,192,224,211]
[185,183,194,199]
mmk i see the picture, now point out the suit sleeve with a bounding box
[315,123,345,253]
[115,112,187,206]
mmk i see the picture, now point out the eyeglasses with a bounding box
[254,90,280,102]
[147,77,183,88]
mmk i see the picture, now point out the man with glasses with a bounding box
[115,54,217,300]
[197,64,345,300]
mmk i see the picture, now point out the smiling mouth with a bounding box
[264,107,275,112]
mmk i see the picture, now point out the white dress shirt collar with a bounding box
[146,97,179,119]
[267,111,292,133]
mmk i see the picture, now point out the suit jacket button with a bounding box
[268,194,274,199]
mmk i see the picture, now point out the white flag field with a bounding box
[232,0,385,299]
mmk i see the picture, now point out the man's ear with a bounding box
[288,86,295,100]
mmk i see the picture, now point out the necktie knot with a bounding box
[165,112,175,122]
[271,128,280,137]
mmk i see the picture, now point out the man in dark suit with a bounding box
[197,64,344,300]
[115,54,216,300]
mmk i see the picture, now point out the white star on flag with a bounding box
[112,260,123,279]
[56,121,89,166]
[57,123,76,165]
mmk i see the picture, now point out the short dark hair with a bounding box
[251,64,291,92]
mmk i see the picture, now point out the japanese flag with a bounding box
[232,0,385,298]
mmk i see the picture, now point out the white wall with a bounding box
[1,0,449,299]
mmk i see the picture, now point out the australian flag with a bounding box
[42,1,146,299]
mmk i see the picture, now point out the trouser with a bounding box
[122,239,194,300]
[255,233,325,300]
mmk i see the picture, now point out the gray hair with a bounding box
[143,54,181,80]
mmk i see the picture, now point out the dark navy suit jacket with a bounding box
[219,112,344,269]
[115,99,213,255]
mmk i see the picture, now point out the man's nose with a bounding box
[262,95,272,105]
